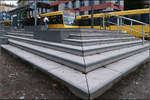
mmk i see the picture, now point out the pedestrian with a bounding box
[43,17,49,30]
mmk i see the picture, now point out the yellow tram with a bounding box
[76,8,150,38]
[0,20,11,26]
[40,10,79,29]
[37,8,150,38]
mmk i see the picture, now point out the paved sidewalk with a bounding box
[0,50,150,99]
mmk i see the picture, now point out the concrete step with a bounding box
[69,34,132,39]
[1,44,149,99]
[6,33,33,38]
[0,30,7,36]
[69,31,129,36]
[48,28,127,34]
[70,33,130,36]
[8,31,34,34]
[70,30,127,35]
[6,35,145,56]
[9,39,149,73]
[0,44,89,99]
[73,29,126,33]
[63,37,140,46]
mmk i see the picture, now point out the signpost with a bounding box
[90,0,94,29]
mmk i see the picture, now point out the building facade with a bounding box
[144,0,150,8]
[0,3,15,12]
[17,0,55,15]
[125,0,150,10]
[8,0,55,27]
[0,1,16,21]
[50,0,124,15]
[17,0,124,16]
[17,0,31,7]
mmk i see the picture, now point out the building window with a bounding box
[53,5,58,11]
[72,1,76,8]
[65,2,69,9]
[80,0,84,7]
[88,11,91,14]
[116,0,120,4]
[80,11,84,15]
[88,0,94,6]
[99,0,106,4]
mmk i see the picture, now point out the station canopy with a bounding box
[8,2,51,15]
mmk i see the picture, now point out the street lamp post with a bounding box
[34,0,38,26]
[91,0,94,29]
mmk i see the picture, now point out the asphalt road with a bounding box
[0,49,150,99]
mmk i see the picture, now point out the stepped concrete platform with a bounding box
[2,28,150,99]
[6,32,33,38]
[63,37,139,46]
[5,35,145,56]
[69,33,132,39]
[0,37,8,44]
[8,39,149,73]
[0,30,8,36]
[69,30,127,35]
[33,28,128,43]
[1,45,149,99]
[48,28,126,34]
[9,30,34,34]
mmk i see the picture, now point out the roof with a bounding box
[8,3,34,15]
[8,2,51,15]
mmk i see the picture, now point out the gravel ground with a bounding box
[0,49,150,99]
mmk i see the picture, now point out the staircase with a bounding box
[1,28,150,99]
[7,29,34,38]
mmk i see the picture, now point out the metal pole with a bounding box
[130,21,133,36]
[142,25,145,45]
[75,8,80,21]
[103,14,105,28]
[120,17,122,31]
[91,1,94,29]
[117,16,120,33]
[75,11,77,20]
[34,0,37,26]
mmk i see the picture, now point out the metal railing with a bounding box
[101,13,148,45]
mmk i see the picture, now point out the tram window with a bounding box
[78,19,91,26]
[109,16,117,25]
[94,18,101,26]
[64,14,76,25]
[130,14,141,22]
[141,14,149,24]
[124,14,142,25]
[122,15,130,25]
[105,17,111,27]
[99,18,104,26]
[123,15,139,25]
[47,15,63,24]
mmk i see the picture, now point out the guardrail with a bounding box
[101,13,148,45]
